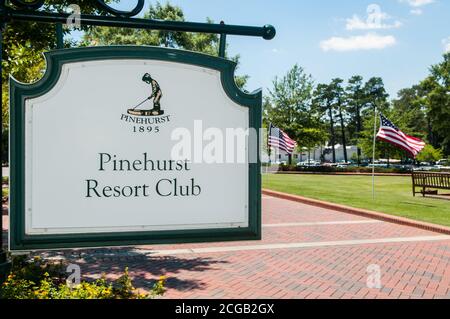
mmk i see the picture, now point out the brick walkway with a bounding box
[3,196,450,299]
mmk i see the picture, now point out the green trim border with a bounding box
[9,46,262,251]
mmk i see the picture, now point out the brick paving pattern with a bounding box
[3,196,450,299]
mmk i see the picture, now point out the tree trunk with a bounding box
[320,146,324,163]
[356,105,361,166]
[338,104,348,163]
[427,117,438,148]
[328,104,336,163]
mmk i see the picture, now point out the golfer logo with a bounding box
[127,73,164,117]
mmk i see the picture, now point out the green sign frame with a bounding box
[9,46,262,251]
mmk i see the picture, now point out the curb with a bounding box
[272,172,410,177]
[262,189,450,236]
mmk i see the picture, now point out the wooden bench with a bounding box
[412,171,450,197]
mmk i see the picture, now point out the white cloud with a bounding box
[321,5,399,53]
[320,33,396,52]
[346,15,402,30]
[346,5,402,30]
[401,0,434,7]
[443,37,450,53]
[400,0,434,14]
[410,8,423,15]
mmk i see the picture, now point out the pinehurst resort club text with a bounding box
[85,153,202,199]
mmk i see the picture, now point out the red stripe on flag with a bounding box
[376,133,420,157]
[379,130,425,152]
[381,127,425,148]
[377,136,416,158]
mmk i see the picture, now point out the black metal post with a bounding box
[219,21,226,58]
[0,0,12,285]
[56,23,63,49]
[3,9,276,40]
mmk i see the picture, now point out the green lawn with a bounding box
[262,174,450,227]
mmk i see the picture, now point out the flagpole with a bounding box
[267,124,271,174]
[372,106,378,200]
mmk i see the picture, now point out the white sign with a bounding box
[9,47,261,250]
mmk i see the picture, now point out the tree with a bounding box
[265,64,326,164]
[83,3,215,51]
[416,145,443,163]
[299,128,329,163]
[363,77,389,115]
[329,78,348,163]
[345,75,367,165]
[3,0,109,84]
[82,2,248,89]
[345,76,389,163]
[389,53,450,156]
[419,53,450,154]
[391,86,428,152]
[357,78,398,164]
[313,82,337,163]
[2,1,112,163]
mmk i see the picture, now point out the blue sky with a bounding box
[109,0,450,99]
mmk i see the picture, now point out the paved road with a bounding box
[3,196,450,299]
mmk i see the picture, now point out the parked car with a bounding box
[413,166,434,171]
[296,160,320,167]
[433,165,450,170]
[336,161,351,168]
[321,162,339,167]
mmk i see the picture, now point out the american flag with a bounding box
[376,114,425,158]
[268,123,297,154]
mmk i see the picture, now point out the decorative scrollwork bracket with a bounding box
[94,0,145,18]
[8,0,145,17]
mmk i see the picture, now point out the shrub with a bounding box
[0,255,165,299]
[2,188,9,202]
[416,145,443,163]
